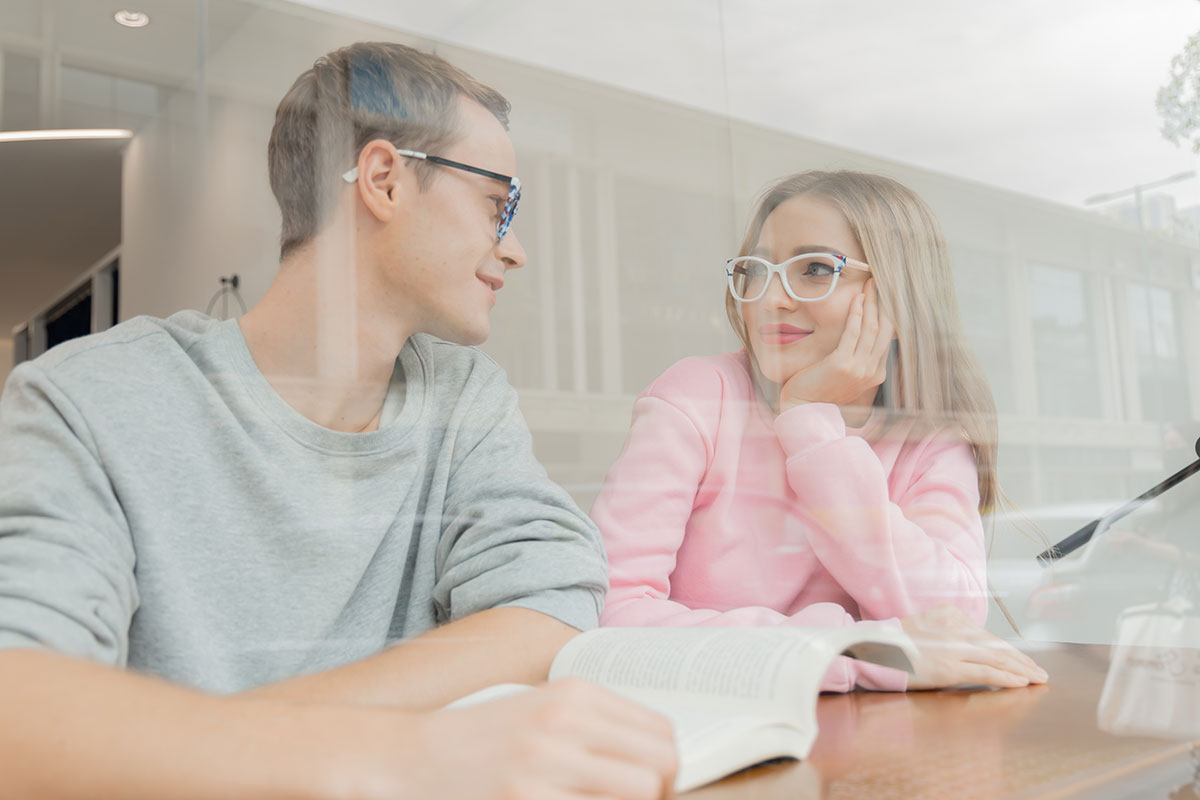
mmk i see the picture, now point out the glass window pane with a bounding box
[59,64,162,132]
[951,244,1015,413]
[2,51,40,131]
[615,176,734,394]
[1128,282,1191,423]
[1028,264,1102,418]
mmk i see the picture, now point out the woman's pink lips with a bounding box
[759,324,812,345]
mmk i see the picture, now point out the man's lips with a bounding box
[478,274,504,291]
[758,323,812,344]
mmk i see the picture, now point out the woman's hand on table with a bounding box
[901,604,1049,690]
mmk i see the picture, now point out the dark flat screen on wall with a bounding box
[45,287,92,349]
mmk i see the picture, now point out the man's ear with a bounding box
[352,139,410,223]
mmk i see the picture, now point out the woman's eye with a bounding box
[804,261,834,276]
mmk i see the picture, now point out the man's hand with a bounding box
[900,605,1049,690]
[0,649,677,800]
[362,679,678,800]
[779,279,894,412]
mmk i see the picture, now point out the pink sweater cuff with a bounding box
[773,402,845,455]
[813,617,910,693]
[849,618,910,692]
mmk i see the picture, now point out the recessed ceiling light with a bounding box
[114,10,150,28]
[0,129,133,143]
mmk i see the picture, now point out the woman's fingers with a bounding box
[931,636,1047,683]
[903,605,1049,690]
[948,662,1033,690]
[782,279,896,406]
[961,639,1048,683]
[909,645,1039,691]
[835,292,866,363]
[856,279,882,359]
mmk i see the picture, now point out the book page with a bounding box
[551,626,914,716]
[442,682,532,709]
[554,628,815,704]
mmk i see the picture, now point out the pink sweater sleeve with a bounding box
[594,381,908,692]
[774,403,988,624]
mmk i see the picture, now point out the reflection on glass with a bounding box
[1039,445,1129,506]
[58,65,162,133]
[1098,601,1200,741]
[615,177,733,394]
[1128,282,1191,423]
[1025,450,1200,644]
[950,245,1015,413]
[1,51,40,131]
[1028,263,1102,418]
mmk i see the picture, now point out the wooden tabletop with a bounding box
[688,643,1200,799]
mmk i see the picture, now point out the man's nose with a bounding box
[498,230,527,270]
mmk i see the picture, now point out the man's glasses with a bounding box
[725,252,871,303]
[343,148,521,242]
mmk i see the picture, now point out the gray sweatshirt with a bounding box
[0,312,607,693]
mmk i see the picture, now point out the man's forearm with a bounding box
[0,648,404,800]
[245,607,580,709]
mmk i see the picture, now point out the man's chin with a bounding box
[427,321,490,346]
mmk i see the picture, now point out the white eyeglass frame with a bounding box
[725,252,871,303]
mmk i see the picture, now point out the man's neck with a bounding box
[238,248,409,434]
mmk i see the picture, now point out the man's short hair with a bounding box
[268,41,511,259]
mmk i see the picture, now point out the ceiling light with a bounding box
[0,129,133,143]
[114,10,150,28]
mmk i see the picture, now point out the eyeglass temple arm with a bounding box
[342,148,430,183]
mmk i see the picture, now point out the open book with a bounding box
[448,625,916,792]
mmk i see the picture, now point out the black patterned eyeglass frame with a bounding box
[342,148,522,242]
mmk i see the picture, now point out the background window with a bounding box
[1028,264,1103,418]
[1128,281,1191,423]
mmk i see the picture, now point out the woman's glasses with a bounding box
[725,252,871,303]
[343,148,521,242]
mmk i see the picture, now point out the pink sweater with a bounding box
[593,352,988,692]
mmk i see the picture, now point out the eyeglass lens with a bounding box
[729,255,840,301]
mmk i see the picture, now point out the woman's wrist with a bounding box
[773,401,846,455]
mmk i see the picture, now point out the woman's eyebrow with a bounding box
[790,245,844,256]
[748,245,845,258]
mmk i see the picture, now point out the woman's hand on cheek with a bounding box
[778,279,894,413]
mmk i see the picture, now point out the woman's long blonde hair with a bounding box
[726,171,999,512]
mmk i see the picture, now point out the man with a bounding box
[0,41,675,799]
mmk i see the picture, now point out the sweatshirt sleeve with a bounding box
[593,388,908,692]
[433,366,608,633]
[0,363,139,664]
[774,403,988,624]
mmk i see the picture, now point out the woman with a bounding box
[594,171,1045,691]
